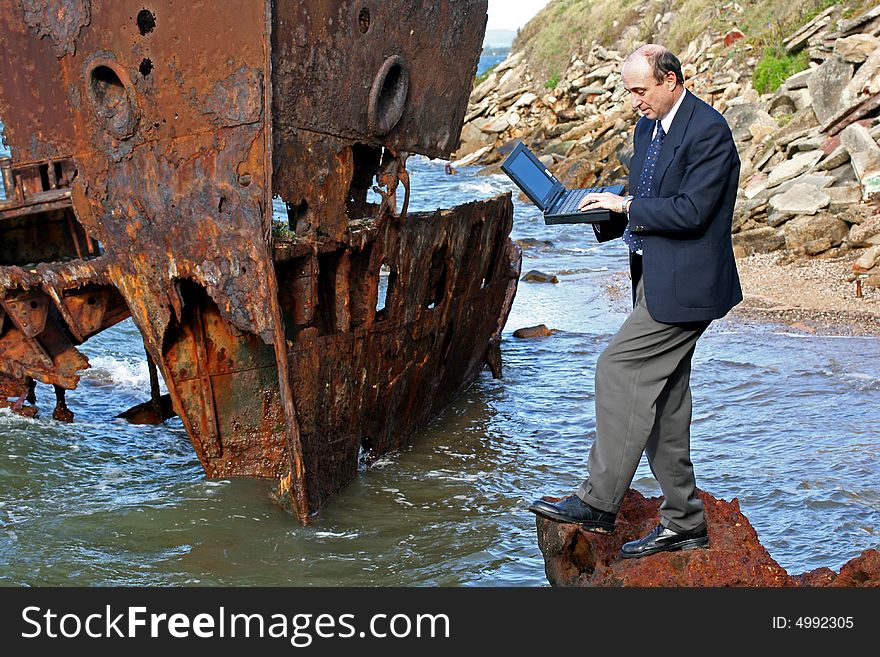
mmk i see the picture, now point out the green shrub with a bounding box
[753,48,809,94]
[545,72,561,90]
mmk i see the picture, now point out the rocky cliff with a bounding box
[457,3,880,291]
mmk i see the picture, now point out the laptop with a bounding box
[500,141,625,225]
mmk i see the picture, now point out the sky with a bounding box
[485,0,552,31]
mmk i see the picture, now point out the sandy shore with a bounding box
[596,249,880,336]
[733,251,880,336]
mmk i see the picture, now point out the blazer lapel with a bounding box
[628,117,652,192]
[654,90,696,190]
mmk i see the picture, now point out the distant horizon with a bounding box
[483,28,517,48]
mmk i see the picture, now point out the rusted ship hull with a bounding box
[0,1,520,521]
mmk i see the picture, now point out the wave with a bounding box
[81,355,168,394]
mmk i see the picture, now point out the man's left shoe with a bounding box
[620,523,708,559]
[527,495,616,533]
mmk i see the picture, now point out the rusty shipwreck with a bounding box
[0,1,521,523]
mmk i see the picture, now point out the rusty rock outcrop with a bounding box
[535,489,880,587]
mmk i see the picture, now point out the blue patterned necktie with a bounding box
[623,121,666,253]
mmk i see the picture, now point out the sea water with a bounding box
[1,63,879,586]
[1,155,878,586]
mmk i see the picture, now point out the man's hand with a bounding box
[578,192,629,214]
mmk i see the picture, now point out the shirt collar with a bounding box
[655,87,687,137]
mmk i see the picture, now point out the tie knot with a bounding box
[656,122,665,139]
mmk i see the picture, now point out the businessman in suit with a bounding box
[528,44,742,558]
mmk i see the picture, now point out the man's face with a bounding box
[621,57,678,121]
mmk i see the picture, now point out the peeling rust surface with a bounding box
[0,1,518,522]
[22,0,91,57]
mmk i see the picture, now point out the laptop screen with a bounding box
[504,148,555,205]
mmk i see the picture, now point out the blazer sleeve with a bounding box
[628,120,738,235]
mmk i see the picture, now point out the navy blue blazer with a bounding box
[595,90,743,324]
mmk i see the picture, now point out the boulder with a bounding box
[455,121,491,158]
[855,244,880,269]
[848,217,880,247]
[827,184,863,208]
[768,183,830,215]
[835,34,880,63]
[840,122,880,155]
[773,173,835,196]
[807,55,854,125]
[534,489,880,587]
[786,134,825,156]
[820,133,841,155]
[804,236,833,255]
[510,91,538,110]
[521,270,559,284]
[469,74,498,105]
[514,238,554,250]
[495,61,529,98]
[749,122,777,142]
[828,161,859,185]
[586,64,615,82]
[769,88,810,117]
[450,146,491,168]
[767,209,794,227]
[473,114,511,134]
[493,50,525,75]
[818,144,850,170]
[849,150,880,198]
[732,226,785,255]
[496,86,530,110]
[821,48,880,132]
[512,324,553,339]
[732,204,757,232]
[722,103,776,143]
[816,549,880,586]
[783,5,834,52]
[772,107,819,145]
[783,212,850,250]
[839,4,880,36]
[783,68,813,90]
[767,150,824,187]
[842,47,880,103]
[744,175,769,199]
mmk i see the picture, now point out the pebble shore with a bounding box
[734,250,880,335]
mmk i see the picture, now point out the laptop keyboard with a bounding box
[555,186,614,214]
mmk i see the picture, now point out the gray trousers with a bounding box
[577,281,710,533]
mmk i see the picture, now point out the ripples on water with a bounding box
[1,156,879,586]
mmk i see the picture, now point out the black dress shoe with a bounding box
[527,495,615,533]
[620,523,708,558]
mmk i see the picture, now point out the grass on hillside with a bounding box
[513,0,644,83]
[753,48,811,93]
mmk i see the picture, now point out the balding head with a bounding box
[621,44,684,121]
[624,44,684,86]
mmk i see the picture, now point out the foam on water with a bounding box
[81,354,168,394]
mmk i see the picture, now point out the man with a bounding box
[528,44,742,558]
